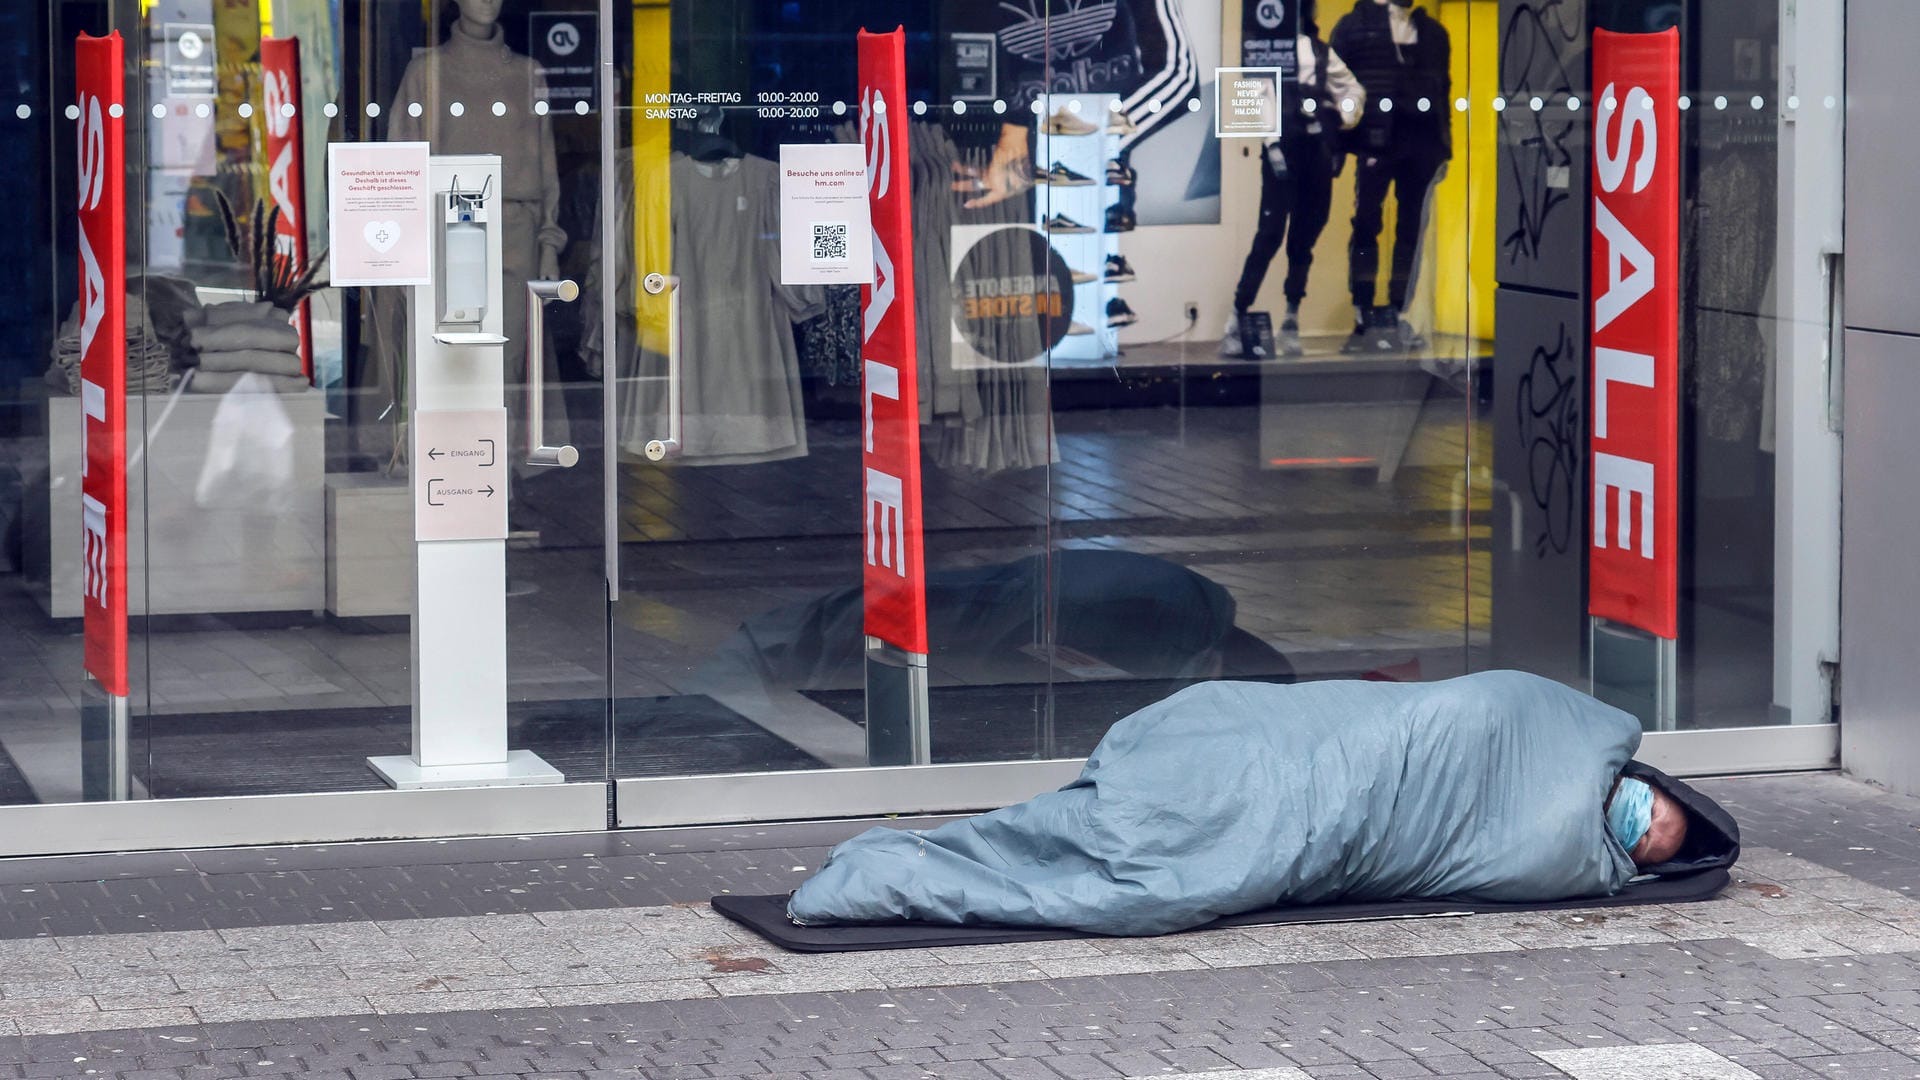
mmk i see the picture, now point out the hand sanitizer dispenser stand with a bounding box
[369,154,574,789]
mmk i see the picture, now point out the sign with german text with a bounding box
[327,141,431,286]
[778,142,875,286]
[77,32,129,697]
[260,37,312,381]
[857,28,929,654]
[1589,28,1679,639]
[413,409,508,542]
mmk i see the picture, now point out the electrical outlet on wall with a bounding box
[1183,301,1199,323]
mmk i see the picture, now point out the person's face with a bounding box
[1629,788,1687,866]
[456,0,504,30]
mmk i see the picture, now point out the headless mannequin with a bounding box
[388,0,569,451]
[1225,0,1362,358]
[1331,0,1451,352]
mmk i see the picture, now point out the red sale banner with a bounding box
[76,32,129,696]
[260,37,313,381]
[857,28,928,654]
[1588,28,1679,640]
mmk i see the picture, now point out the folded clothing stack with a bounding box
[48,292,178,395]
[186,302,310,393]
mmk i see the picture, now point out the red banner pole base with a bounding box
[80,676,132,801]
[1589,617,1679,733]
[864,637,931,766]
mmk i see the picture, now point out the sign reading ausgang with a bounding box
[413,409,508,542]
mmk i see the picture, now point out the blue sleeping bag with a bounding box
[788,671,1644,936]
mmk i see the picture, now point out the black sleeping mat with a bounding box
[711,866,1731,953]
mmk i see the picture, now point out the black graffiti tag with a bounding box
[1517,321,1580,557]
[1499,0,1582,268]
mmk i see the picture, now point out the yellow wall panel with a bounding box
[1429,0,1495,340]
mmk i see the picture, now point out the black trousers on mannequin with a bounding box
[1347,143,1446,313]
[1232,137,1335,314]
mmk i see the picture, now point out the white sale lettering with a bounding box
[81,494,109,606]
[80,378,104,479]
[865,468,906,575]
[76,89,111,611]
[76,94,106,362]
[264,69,300,258]
[862,359,898,454]
[1590,80,1660,559]
[860,84,906,579]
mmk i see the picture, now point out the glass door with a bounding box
[608,2,1081,822]
[124,0,614,802]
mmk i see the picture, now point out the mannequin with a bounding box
[1330,0,1451,354]
[1223,0,1365,359]
[387,0,569,449]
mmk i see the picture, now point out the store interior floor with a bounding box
[0,344,1777,805]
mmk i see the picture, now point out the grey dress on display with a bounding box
[593,151,824,466]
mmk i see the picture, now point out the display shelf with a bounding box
[1034,92,1127,360]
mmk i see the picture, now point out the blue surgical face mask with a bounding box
[1609,777,1654,855]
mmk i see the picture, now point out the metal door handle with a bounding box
[526,279,580,468]
[642,271,682,461]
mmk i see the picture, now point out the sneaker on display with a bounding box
[1070,266,1098,284]
[1278,316,1304,358]
[1106,297,1139,327]
[1367,308,1401,352]
[1105,159,1136,186]
[1066,320,1096,335]
[1104,205,1136,233]
[1395,317,1429,352]
[1341,312,1371,355]
[1220,315,1245,357]
[1103,254,1137,282]
[1036,161,1096,186]
[1044,213,1095,234]
[1043,107,1099,136]
[1106,110,1139,135]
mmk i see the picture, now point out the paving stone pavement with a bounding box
[0,773,1912,1078]
[0,774,1911,942]
[1695,775,1920,896]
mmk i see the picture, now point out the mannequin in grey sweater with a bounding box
[387,0,569,450]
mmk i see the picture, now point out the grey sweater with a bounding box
[387,19,566,255]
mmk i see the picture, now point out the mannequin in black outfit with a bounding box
[1225,0,1363,359]
[1331,0,1452,353]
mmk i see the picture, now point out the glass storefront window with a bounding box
[0,0,1844,843]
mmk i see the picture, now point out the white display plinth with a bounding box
[367,749,563,789]
[32,389,326,618]
[324,473,413,617]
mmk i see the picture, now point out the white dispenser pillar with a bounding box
[369,154,567,789]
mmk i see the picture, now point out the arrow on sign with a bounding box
[481,485,496,498]
[428,447,444,460]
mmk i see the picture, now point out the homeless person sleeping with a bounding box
[786,670,1737,937]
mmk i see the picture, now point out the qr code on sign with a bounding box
[811,221,849,263]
